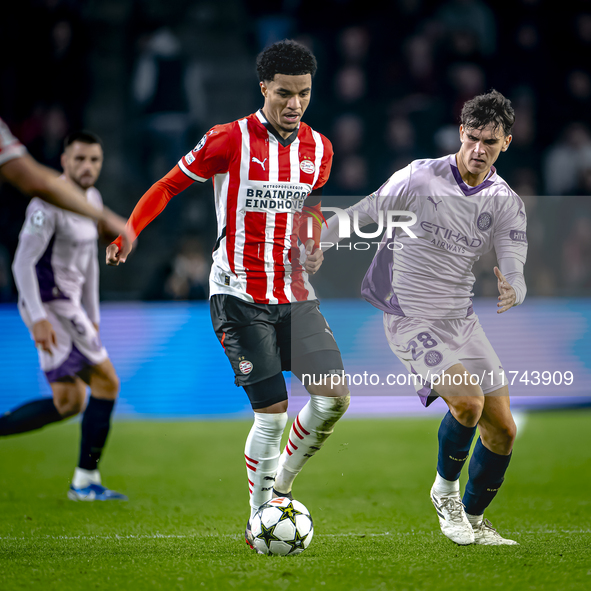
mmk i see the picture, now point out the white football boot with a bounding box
[430,485,475,545]
[468,515,519,545]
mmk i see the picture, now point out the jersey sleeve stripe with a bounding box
[311,130,324,188]
[178,159,207,182]
[289,138,301,183]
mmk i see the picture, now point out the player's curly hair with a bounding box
[256,39,317,82]
[460,89,515,137]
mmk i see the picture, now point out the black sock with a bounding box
[78,397,115,471]
[0,398,63,436]
[463,437,512,516]
[436,410,477,481]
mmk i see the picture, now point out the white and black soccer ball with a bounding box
[250,497,313,556]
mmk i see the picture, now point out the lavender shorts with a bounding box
[383,313,506,404]
[19,299,108,382]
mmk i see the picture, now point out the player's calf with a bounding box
[245,411,288,519]
[72,361,121,495]
[274,392,350,495]
[443,395,484,428]
[0,398,63,436]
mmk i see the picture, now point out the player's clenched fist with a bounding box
[106,241,132,266]
[303,239,323,275]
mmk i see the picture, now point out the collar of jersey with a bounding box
[256,110,299,147]
[449,155,497,196]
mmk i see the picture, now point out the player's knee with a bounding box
[55,396,84,418]
[305,369,349,398]
[94,373,120,399]
[255,399,289,414]
[310,392,350,423]
[451,396,484,427]
[104,374,120,398]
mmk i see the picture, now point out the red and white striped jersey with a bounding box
[178,110,333,304]
[0,117,27,166]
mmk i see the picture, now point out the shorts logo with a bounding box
[239,360,253,374]
[424,350,443,367]
[477,212,493,231]
[193,134,207,152]
[300,160,315,175]
[185,151,195,165]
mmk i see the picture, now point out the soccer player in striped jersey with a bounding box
[0,117,131,247]
[106,40,350,547]
[322,90,526,545]
[2,131,126,501]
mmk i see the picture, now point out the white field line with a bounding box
[1,530,590,542]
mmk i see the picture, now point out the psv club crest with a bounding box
[300,159,315,175]
[239,360,254,375]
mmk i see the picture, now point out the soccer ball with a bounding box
[250,497,314,556]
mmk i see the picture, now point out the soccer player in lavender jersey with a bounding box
[106,40,350,548]
[322,90,527,545]
[1,131,126,501]
[0,117,131,247]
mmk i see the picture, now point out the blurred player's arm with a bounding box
[0,153,132,251]
[493,195,528,313]
[106,165,193,265]
[82,241,101,330]
[11,204,57,352]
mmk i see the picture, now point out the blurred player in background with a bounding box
[106,40,350,546]
[322,90,527,545]
[0,117,131,247]
[0,131,127,502]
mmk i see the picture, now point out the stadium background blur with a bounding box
[0,0,590,417]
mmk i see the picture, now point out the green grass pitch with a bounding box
[1,410,590,591]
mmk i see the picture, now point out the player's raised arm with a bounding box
[107,126,231,266]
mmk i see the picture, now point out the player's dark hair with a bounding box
[256,39,317,82]
[460,89,515,137]
[64,130,103,150]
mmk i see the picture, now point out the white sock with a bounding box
[245,412,288,519]
[433,472,460,495]
[72,467,101,488]
[466,513,483,527]
[274,394,350,494]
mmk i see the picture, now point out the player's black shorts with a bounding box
[210,294,343,394]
